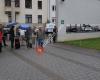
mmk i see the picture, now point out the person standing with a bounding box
[15,28,20,49]
[25,27,32,48]
[25,28,29,48]
[9,26,15,49]
[32,27,37,45]
[2,29,7,46]
[20,29,25,46]
[36,27,45,47]
[53,26,58,43]
[0,24,3,52]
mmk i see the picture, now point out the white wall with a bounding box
[56,0,100,41]
[57,0,100,24]
[48,0,56,23]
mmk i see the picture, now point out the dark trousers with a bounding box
[3,37,6,46]
[37,38,43,47]
[26,38,30,48]
[0,43,2,52]
[53,34,57,43]
[11,38,14,48]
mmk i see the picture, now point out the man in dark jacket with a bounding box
[25,27,32,48]
[9,26,15,49]
[53,26,58,43]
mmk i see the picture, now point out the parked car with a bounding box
[81,24,92,32]
[66,26,78,32]
[95,25,100,31]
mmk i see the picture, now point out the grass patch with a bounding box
[63,38,100,50]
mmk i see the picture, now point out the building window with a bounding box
[38,1,42,9]
[25,0,32,9]
[52,19,56,23]
[52,5,56,11]
[8,15,12,22]
[38,15,42,23]
[8,12,12,22]
[25,15,32,23]
[52,19,55,23]
[52,18,56,23]
[52,5,55,11]
[5,0,11,7]
[15,0,20,7]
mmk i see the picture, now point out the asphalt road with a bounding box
[0,44,100,80]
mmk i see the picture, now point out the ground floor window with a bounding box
[38,15,42,24]
[25,15,32,23]
[8,15,12,22]
[52,18,56,23]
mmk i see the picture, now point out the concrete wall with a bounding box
[56,0,100,41]
[58,32,100,41]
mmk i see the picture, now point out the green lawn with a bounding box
[63,38,100,50]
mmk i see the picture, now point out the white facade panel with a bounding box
[56,0,100,41]
[57,0,100,25]
[48,0,56,23]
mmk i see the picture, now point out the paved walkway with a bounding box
[0,44,100,80]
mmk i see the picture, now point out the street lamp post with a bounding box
[11,0,15,22]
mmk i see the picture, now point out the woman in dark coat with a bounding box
[9,26,15,49]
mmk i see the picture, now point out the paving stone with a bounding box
[0,44,100,80]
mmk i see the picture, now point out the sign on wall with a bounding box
[61,20,64,24]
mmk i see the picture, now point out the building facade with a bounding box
[0,0,48,27]
[48,0,56,24]
[56,0,100,41]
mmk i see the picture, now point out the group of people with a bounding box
[0,23,58,53]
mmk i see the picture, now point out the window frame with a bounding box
[25,0,32,9]
[5,0,11,7]
[25,14,32,23]
[15,0,20,7]
[38,1,42,9]
[38,15,42,24]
